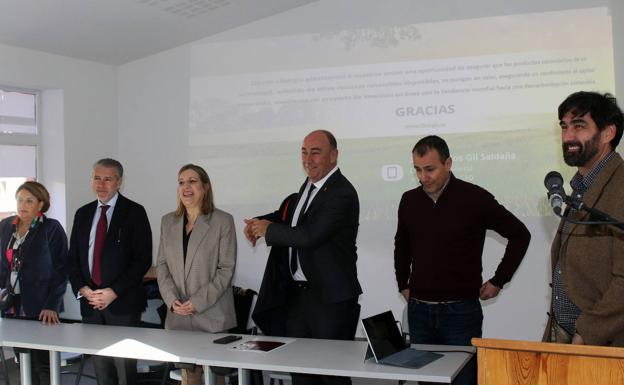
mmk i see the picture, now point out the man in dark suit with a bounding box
[246,130,362,385]
[68,158,152,385]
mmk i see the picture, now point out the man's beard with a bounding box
[563,132,600,167]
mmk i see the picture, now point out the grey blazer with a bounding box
[156,209,236,333]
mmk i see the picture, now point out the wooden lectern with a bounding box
[472,338,624,385]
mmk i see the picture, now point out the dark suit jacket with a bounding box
[68,193,152,317]
[0,216,68,317]
[252,169,362,336]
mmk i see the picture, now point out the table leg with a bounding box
[49,351,61,385]
[238,368,249,385]
[18,351,31,385]
[203,365,217,385]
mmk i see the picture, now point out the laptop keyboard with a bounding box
[392,348,425,364]
[383,348,442,368]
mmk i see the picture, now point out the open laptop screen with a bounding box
[362,310,407,361]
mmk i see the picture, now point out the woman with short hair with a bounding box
[0,181,68,385]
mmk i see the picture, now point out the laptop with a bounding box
[361,310,442,369]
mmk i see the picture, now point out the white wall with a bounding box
[0,42,117,229]
[115,0,621,342]
[117,44,192,238]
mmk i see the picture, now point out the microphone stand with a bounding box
[556,195,624,231]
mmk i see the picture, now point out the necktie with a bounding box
[92,205,109,286]
[291,184,316,275]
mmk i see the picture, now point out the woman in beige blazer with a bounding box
[157,164,236,385]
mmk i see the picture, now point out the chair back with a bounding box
[229,286,257,334]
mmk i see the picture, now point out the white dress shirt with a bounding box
[289,166,338,281]
[87,192,119,275]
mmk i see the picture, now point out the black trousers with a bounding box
[82,309,141,385]
[285,283,360,385]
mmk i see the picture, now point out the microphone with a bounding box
[544,171,566,215]
[544,171,624,229]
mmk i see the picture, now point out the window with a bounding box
[0,90,37,134]
[0,88,39,220]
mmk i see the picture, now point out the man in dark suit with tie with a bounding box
[246,130,362,385]
[68,158,152,385]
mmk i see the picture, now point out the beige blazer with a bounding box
[157,208,236,333]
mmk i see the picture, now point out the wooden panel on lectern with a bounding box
[472,338,624,385]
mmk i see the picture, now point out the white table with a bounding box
[192,336,473,384]
[0,319,200,385]
[0,318,473,385]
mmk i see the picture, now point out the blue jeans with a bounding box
[408,298,483,385]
